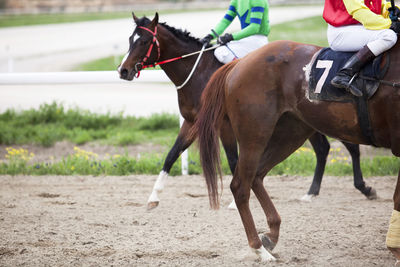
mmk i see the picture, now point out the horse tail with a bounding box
[192,61,238,209]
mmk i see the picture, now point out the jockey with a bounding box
[201,0,270,64]
[324,0,400,97]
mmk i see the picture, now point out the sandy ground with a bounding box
[0,174,397,266]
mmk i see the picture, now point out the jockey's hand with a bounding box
[217,33,233,45]
[388,6,400,21]
[390,21,400,33]
[201,34,213,46]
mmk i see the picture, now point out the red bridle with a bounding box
[134,26,161,77]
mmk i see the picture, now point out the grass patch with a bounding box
[0,9,224,28]
[0,12,131,28]
[0,102,179,147]
[1,144,398,176]
[74,55,125,71]
[269,16,328,47]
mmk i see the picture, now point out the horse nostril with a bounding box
[120,68,128,79]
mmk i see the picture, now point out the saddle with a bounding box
[306,47,390,146]
[307,47,390,102]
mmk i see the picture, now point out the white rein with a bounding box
[176,44,220,90]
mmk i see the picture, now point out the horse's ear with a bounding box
[132,12,139,22]
[150,12,159,28]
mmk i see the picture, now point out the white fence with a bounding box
[0,70,169,84]
[0,70,189,175]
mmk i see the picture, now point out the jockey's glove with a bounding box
[201,34,214,46]
[388,6,400,21]
[217,33,234,45]
[390,21,400,33]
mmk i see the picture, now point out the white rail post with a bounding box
[179,115,189,175]
[6,45,14,73]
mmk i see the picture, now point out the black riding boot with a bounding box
[331,45,375,97]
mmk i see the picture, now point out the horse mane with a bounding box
[135,16,202,45]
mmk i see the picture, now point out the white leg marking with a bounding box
[227,199,237,210]
[251,246,276,262]
[300,194,315,202]
[147,171,169,203]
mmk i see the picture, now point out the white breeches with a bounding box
[214,34,269,64]
[327,24,397,56]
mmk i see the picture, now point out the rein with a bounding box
[359,75,400,88]
[134,25,220,90]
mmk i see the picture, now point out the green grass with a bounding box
[0,8,223,28]
[269,16,328,47]
[0,12,131,28]
[0,103,398,176]
[73,55,162,71]
[0,102,179,147]
[74,55,124,71]
[1,141,398,176]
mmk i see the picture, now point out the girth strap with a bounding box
[355,88,377,147]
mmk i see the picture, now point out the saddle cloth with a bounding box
[307,47,389,102]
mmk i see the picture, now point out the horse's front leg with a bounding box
[387,169,400,264]
[147,120,194,210]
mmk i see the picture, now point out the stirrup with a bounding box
[345,73,363,97]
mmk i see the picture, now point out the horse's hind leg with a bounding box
[147,120,194,210]
[231,145,275,261]
[229,109,281,261]
[220,117,238,175]
[252,113,314,251]
[341,141,377,199]
[220,118,239,209]
[302,132,330,201]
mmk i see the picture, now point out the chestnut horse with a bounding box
[118,13,376,209]
[192,39,400,262]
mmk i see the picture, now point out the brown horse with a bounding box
[118,13,376,209]
[193,39,400,262]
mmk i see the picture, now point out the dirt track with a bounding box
[0,174,397,266]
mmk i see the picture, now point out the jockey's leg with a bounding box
[331,45,374,97]
[328,24,397,97]
[214,35,268,64]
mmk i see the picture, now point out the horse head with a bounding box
[118,12,159,81]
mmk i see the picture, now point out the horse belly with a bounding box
[296,100,370,145]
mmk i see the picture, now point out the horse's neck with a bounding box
[161,50,219,88]
[158,32,222,108]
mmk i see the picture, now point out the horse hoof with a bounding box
[259,233,276,251]
[147,201,159,210]
[251,246,276,262]
[300,194,315,202]
[366,188,377,200]
[396,260,400,267]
